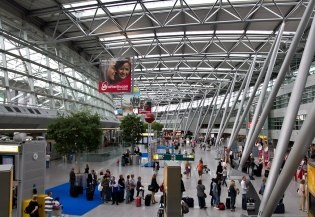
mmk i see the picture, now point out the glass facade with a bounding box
[0,18,116,120]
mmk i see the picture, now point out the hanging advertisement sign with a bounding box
[98,57,132,93]
[122,86,140,108]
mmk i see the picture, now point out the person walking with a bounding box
[196,179,207,209]
[29,195,40,217]
[196,159,204,179]
[259,177,266,195]
[44,192,54,217]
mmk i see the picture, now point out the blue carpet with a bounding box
[46,183,102,216]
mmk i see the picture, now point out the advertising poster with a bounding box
[98,57,132,93]
[122,86,140,108]
[138,100,152,114]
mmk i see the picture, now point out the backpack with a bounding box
[181,200,189,214]
[24,202,32,214]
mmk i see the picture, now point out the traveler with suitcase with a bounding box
[228,180,239,211]
[148,174,159,204]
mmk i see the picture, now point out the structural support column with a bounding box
[199,88,219,144]
[239,22,285,169]
[227,59,256,149]
[183,96,195,136]
[261,100,315,217]
[227,41,274,149]
[204,83,221,144]
[193,91,210,139]
[215,73,237,147]
[259,9,315,216]
[163,101,172,129]
[186,94,207,135]
[221,72,248,137]
[247,0,315,165]
[206,81,233,142]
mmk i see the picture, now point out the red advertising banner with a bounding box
[98,57,132,93]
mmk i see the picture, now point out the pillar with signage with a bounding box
[164,161,181,217]
[0,165,13,217]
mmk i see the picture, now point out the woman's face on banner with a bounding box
[118,62,130,80]
[107,62,116,82]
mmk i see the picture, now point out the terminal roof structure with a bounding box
[1,0,313,106]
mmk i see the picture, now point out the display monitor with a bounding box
[0,155,15,180]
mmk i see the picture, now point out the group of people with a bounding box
[195,159,240,212]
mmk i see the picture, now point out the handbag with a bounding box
[148,185,154,191]
[97,183,103,191]
[204,193,207,198]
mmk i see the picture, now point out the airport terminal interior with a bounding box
[1,0,315,217]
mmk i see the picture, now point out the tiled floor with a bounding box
[41,144,307,217]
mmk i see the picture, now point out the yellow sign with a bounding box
[308,163,315,195]
[0,145,19,153]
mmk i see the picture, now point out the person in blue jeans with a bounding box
[212,178,220,209]
[241,176,248,210]
[228,180,239,211]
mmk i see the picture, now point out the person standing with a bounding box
[298,179,306,211]
[228,180,239,212]
[196,179,206,209]
[222,166,228,187]
[44,192,54,217]
[45,154,51,168]
[129,174,136,201]
[69,168,76,188]
[149,174,159,204]
[241,176,248,210]
[125,175,131,203]
[118,174,125,203]
[136,176,145,198]
[212,178,219,209]
[109,176,119,205]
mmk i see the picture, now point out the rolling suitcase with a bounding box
[145,194,152,206]
[246,198,255,211]
[136,196,141,207]
[226,197,231,209]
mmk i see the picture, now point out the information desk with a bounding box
[152,153,194,161]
